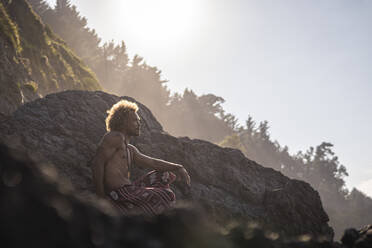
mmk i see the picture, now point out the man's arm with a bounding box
[129,144,191,186]
[91,133,122,197]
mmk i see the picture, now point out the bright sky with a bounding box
[45,0,372,197]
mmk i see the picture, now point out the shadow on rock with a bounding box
[1,142,370,248]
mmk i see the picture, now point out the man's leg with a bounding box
[110,171,177,216]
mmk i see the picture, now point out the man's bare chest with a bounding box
[115,143,132,169]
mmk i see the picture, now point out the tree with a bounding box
[27,0,50,16]
[245,116,256,135]
[299,142,348,195]
[164,89,235,142]
[257,120,270,141]
[115,55,171,121]
[39,0,101,69]
[94,40,129,92]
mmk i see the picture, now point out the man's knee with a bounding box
[160,171,176,184]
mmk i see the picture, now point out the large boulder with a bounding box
[0,90,333,239]
[1,143,345,248]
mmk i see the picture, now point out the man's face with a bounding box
[125,111,141,136]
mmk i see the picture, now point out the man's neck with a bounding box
[118,130,130,145]
[124,134,130,145]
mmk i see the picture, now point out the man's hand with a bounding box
[176,167,191,186]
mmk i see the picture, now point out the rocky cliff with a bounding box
[0,0,101,117]
[0,90,333,239]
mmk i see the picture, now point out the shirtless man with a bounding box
[91,100,190,216]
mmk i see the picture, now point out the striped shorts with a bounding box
[108,170,176,216]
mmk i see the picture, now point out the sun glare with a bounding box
[117,0,201,46]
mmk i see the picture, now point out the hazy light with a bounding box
[42,0,372,198]
[116,0,201,46]
[357,178,372,198]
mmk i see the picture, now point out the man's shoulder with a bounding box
[100,131,124,146]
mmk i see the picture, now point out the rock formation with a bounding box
[341,225,372,248]
[0,90,333,239]
[7,142,365,248]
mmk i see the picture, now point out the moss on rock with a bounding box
[0,2,21,53]
[3,0,101,95]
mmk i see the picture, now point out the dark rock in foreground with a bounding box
[0,90,332,239]
[0,143,226,248]
[341,225,372,248]
[3,143,370,248]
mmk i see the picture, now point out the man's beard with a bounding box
[130,129,140,136]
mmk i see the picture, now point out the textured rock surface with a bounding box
[3,143,353,248]
[0,90,332,238]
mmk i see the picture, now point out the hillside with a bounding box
[0,0,100,116]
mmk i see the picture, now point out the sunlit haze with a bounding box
[112,0,201,46]
[45,0,372,197]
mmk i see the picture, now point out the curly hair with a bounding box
[105,100,139,131]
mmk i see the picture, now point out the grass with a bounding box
[1,0,102,95]
[23,81,38,92]
[0,2,21,53]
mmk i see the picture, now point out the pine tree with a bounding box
[28,0,50,16]
[245,116,256,135]
[55,0,71,11]
[41,0,101,69]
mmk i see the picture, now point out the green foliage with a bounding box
[7,0,49,48]
[297,142,348,194]
[0,2,21,53]
[163,89,234,142]
[38,0,102,70]
[27,0,50,16]
[23,81,38,92]
[219,134,247,154]
[2,0,101,94]
[81,77,100,91]
[345,189,372,227]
